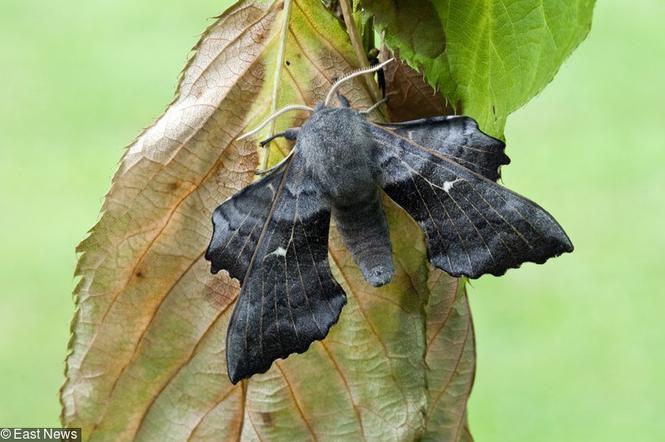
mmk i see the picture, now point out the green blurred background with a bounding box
[1,0,663,440]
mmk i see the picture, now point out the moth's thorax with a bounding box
[298,106,376,205]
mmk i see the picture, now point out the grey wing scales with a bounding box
[378,116,509,181]
[370,123,573,279]
[206,162,287,282]
[206,154,346,384]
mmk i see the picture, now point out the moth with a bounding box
[205,59,573,384]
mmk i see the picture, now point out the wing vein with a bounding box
[407,172,455,271]
[455,188,516,257]
[401,159,473,271]
[438,183,497,265]
[402,146,534,249]
[215,211,253,256]
[292,219,324,335]
[299,216,337,317]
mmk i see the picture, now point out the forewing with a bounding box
[209,153,346,384]
[370,124,573,279]
[206,161,288,282]
[377,116,510,181]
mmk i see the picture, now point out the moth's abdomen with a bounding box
[332,191,394,287]
[297,107,395,286]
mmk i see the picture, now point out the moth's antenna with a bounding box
[237,105,314,141]
[324,58,394,106]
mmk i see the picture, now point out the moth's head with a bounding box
[237,59,394,143]
[306,102,361,130]
[313,92,351,112]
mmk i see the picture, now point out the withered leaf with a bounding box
[61,1,474,440]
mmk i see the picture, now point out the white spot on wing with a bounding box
[265,246,287,259]
[443,178,464,193]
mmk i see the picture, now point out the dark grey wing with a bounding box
[378,116,509,181]
[370,123,573,279]
[206,161,288,282]
[206,154,346,384]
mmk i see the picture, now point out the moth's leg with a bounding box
[256,128,298,175]
[336,91,351,108]
[259,127,300,147]
[367,48,386,98]
[359,97,388,115]
[376,68,386,98]
[254,162,281,176]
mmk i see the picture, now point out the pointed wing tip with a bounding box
[225,334,329,385]
[203,248,221,275]
[204,246,213,264]
[546,228,575,256]
[227,367,243,385]
[205,241,246,280]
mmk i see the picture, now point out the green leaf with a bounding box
[60,0,473,440]
[362,0,596,135]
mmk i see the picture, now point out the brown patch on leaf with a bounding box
[381,51,454,121]
[259,411,274,426]
[204,273,239,311]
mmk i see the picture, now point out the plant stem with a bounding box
[260,0,294,171]
[338,0,379,103]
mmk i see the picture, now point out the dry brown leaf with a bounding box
[61,1,474,440]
